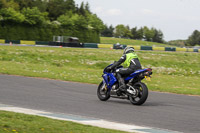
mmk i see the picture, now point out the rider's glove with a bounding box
[106,66,112,72]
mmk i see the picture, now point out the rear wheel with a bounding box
[129,82,148,105]
[97,81,110,101]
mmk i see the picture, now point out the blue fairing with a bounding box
[125,69,148,81]
[102,73,117,90]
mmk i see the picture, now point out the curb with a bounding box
[0,103,181,133]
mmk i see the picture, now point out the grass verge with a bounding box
[0,110,127,133]
[0,45,199,95]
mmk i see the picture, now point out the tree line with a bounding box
[0,0,104,31]
[101,24,164,43]
[187,30,200,46]
[167,30,200,47]
[102,24,200,46]
[0,0,104,42]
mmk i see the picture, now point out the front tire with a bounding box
[129,82,148,105]
[97,81,110,101]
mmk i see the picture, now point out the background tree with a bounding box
[114,24,132,38]
[114,24,126,38]
[0,0,6,9]
[152,29,164,43]
[187,30,200,46]
[65,0,76,12]
[124,25,133,38]
[14,0,34,10]
[32,0,48,12]
[101,24,164,43]
[101,25,114,37]
[47,0,76,20]
[21,7,48,25]
[78,2,86,16]
[0,7,25,23]
[130,27,138,39]
[71,14,87,29]
[6,0,19,10]
[57,12,73,28]
[0,0,19,10]
[143,26,154,41]
[168,40,186,47]
[135,27,144,40]
[87,13,104,32]
[85,2,91,13]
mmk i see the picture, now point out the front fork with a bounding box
[102,80,108,91]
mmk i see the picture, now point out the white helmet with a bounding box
[123,47,134,54]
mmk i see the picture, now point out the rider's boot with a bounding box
[118,78,126,92]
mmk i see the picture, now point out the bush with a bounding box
[0,23,100,43]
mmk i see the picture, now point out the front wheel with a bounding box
[97,81,110,101]
[129,82,148,105]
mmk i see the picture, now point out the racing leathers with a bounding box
[108,52,142,92]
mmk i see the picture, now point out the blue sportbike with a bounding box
[97,64,152,105]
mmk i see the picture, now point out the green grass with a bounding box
[0,45,200,95]
[0,110,127,133]
[100,37,175,47]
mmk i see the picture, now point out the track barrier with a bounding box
[0,39,5,43]
[0,39,199,53]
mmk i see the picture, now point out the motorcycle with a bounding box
[97,64,153,105]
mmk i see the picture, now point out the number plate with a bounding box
[145,76,151,81]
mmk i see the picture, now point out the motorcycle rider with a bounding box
[107,47,142,92]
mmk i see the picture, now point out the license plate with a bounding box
[145,76,151,81]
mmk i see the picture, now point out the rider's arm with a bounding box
[110,54,126,69]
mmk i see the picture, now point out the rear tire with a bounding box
[129,82,148,105]
[97,81,110,101]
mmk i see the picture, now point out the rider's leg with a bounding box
[116,72,126,91]
[116,59,141,92]
[116,68,133,91]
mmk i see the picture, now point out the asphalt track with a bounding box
[0,74,200,133]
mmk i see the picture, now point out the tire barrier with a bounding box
[194,49,199,52]
[127,45,141,50]
[48,42,84,47]
[141,46,153,50]
[36,41,49,45]
[0,39,5,43]
[187,48,194,52]
[65,43,83,47]
[21,40,36,45]
[176,47,187,52]
[98,44,113,49]
[0,39,199,52]
[153,47,165,51]
[83,43,98,48]
[5,40,20,44]
[165,47,176,51]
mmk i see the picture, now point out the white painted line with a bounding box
[0,106,50,115]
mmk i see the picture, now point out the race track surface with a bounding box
[0,74,200,133]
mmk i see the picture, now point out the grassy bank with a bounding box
[0,110,127,133]
[0,45,199,95]
[100,37,174,47]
